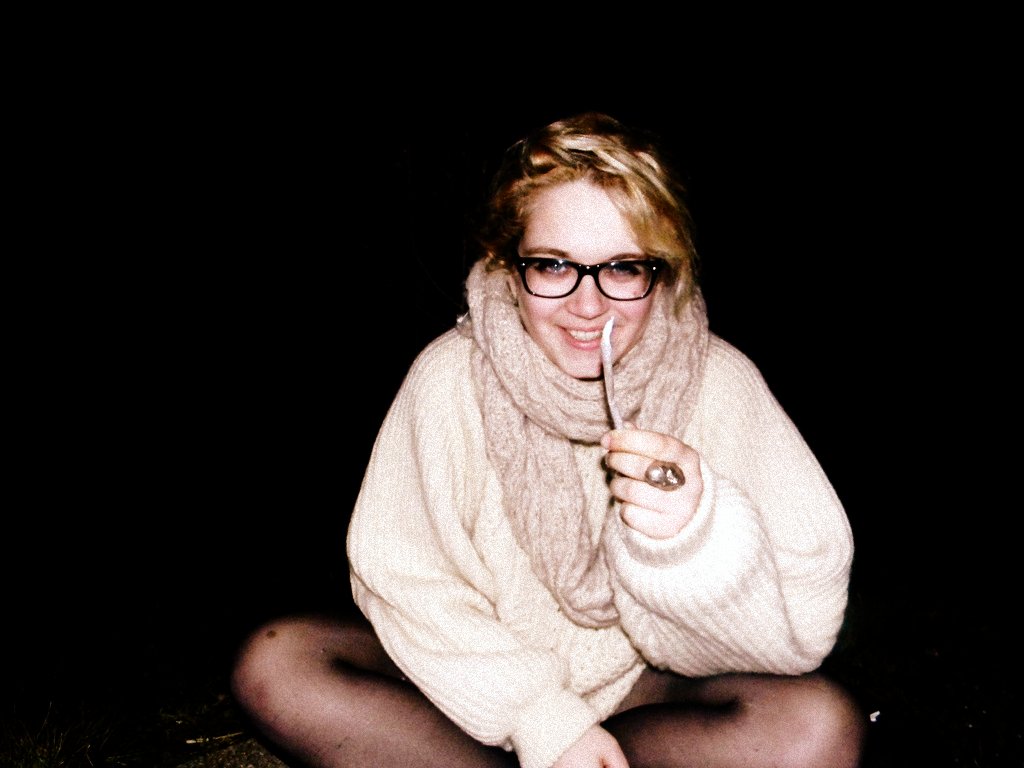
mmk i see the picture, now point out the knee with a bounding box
[229,613,393,726]
[780,675,866,768]
[229,617,302,719]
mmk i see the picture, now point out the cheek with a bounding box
[620,297,658,348]
[517,294,557,333]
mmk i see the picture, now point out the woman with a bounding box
[231,112,865,767]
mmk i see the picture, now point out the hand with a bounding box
[551,725,629,768]
[601,426,703,539]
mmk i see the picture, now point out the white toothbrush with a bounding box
[601,317,623,429]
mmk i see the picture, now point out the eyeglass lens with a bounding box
[521,259,656,300]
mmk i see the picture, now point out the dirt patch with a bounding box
[176,738,289,768]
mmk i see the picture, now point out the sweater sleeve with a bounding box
[347,331,599,768]
[604,336,853,676]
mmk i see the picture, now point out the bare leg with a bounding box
[230,613,516,768]
[606,667,865,768]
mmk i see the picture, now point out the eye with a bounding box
[530,258,571,275]
[605,261,647,278]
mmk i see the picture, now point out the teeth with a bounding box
[569,329,602,341]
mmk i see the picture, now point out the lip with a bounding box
[563,326,605,350]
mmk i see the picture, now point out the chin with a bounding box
[543,340,602,380]
[560,358,602,381]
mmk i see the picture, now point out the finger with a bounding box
[610,475,682,510]
[604,427,685,459]
[619,501,685,540]
[610,469,703,511]
[605,445,699,489]
[604,450,664,481]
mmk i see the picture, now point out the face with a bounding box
[510,179,660,380]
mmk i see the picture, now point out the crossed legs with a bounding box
[230,613,864,768]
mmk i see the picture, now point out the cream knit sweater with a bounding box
[348,328,853,768]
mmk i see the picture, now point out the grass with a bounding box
[1,599,254,768]
[0,705,114,768]
[1,665,248,768]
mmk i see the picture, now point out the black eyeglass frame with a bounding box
[514,257,667,300]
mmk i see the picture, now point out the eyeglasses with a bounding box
[515,257,666,300]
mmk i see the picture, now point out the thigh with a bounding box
[613,666,702,714]
[614,666,838,714]
[236,611,406,682]
[607,671,864,768]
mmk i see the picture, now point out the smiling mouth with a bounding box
[568,329,602,342]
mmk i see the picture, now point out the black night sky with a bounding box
[6,47,1017,764]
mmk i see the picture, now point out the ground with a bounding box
[4,572,1019,767]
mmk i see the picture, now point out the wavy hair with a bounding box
[476,112,699,314]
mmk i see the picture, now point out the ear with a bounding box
[506,271,520,306]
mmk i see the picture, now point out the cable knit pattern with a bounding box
[348,329,853,768]
[458,261,708,627]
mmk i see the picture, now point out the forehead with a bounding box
[521,179,640,261]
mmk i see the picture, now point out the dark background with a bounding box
[6,35,1017,765]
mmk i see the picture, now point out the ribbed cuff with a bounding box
[510,687,599,768]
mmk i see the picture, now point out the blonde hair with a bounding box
[476,112,699,314]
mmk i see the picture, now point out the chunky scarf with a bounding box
[458,261,710,627]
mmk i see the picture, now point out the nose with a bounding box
[565,273,607,318]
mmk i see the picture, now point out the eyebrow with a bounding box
[519,246,648,261]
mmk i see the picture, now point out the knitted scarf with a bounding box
[458,261,710,628]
